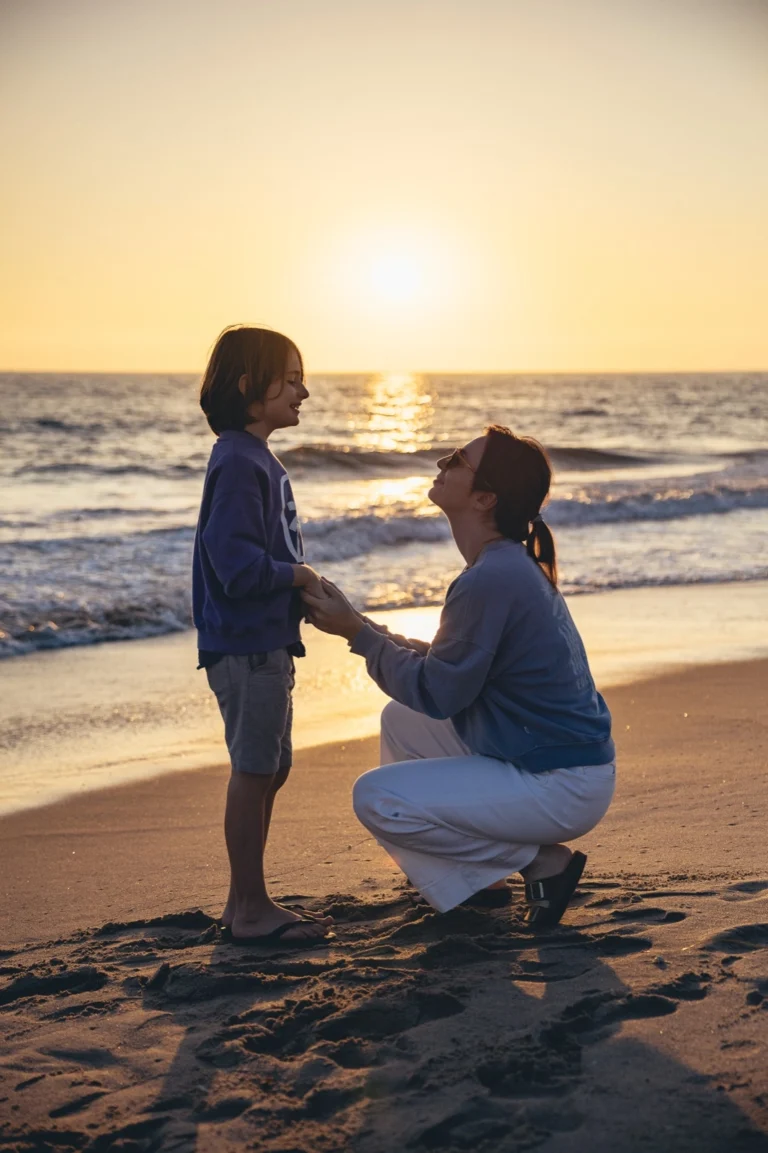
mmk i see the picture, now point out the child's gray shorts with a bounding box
[206,649,295,775]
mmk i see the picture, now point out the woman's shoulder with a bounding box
[450,540,552,608]
[479,538,527,566]
[464,540,532,585]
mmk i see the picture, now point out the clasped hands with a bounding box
[293,564,364,642]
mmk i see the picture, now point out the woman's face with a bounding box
[428,435,488,514]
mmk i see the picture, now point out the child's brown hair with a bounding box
[200,326,303,434]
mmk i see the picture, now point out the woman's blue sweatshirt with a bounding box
[351,539,615,773]
[193,430,304,654]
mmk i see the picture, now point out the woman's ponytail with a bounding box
[526,514,557,588]
[474,425,558,588]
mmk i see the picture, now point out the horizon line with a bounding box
[1,366,766,377]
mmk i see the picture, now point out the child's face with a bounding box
[257,349,309,432]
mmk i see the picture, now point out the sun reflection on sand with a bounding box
[369,607,440,641]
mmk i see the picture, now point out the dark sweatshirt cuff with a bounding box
[349,622,385,655]
[272,560,297,590]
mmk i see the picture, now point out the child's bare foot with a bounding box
[223,900,330,932]
[220,880,236,928]
[231,900,332,941]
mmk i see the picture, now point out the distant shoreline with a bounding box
[2,573,767,661]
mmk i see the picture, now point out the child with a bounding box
[194,325,332,946]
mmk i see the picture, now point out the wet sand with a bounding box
[1,658,767,1151]
[2,580,767,817]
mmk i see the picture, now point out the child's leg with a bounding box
[226,768,331,940]
[209,653,329,941]
[225,770,277,910]
[263,693,293,843]
[221,764,290,927]
[264,764,291,840]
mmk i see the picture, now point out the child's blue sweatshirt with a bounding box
[351,539,615,773]
[193,430,304,654]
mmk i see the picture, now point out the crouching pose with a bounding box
[303,425,615,927]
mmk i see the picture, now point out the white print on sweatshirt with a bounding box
[280,473,304,562]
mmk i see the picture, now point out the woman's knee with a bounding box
[352,770,381,827]
[380,699,404,740]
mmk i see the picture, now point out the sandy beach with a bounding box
[1,652,767,1151]
[4,0,768,1147]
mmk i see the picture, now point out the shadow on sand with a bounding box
[1,880,767,1151]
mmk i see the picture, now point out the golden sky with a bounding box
[1,0,767,372]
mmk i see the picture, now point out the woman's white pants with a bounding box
[352,701,616,913]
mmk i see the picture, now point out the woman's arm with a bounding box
[350,622,494,718]
[304,581,431,653]
[357,617,431,655]
[304,574,497,718]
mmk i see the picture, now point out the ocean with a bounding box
[1,371,767,659]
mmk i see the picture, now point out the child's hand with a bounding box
[302,581,364,642]
[291,564,327,600]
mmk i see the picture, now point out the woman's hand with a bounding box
[302,579,365,642]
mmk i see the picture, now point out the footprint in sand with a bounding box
[42,1046,120,1067]
[314,1037,379,1069]
[589,932,654,956]
[417,935,493,969]
[650,971,712,1001]
[414,1097,517,1150]
[702,923,768,953]
[720,881,768,902]
[316,988,465,1043]
[609,905,687,924]
[43,999,116,1021]
[0,966,108,1007]
[193,1095,252,1122]
[556,989,679,1036]
[48,1089,108,1119]
[476,1035,581,1098]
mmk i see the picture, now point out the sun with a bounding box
[369,252,424,306]
[313,219,470,338]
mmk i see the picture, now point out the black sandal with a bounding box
[229,917,335,948]
[462,885,512,909]
[524,851,587,928]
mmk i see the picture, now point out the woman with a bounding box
[303,425,615,927]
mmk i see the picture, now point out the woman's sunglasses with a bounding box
[439,447,478,473]
[437,447,494,491]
